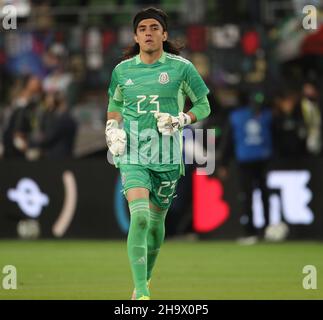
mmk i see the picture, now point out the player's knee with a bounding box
[149,225,162,238]
[134,214,149,230]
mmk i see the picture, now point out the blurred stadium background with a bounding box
[0,0,323,299]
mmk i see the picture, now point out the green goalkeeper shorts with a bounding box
[119,164,181,209]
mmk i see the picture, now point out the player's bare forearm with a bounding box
[107,111,123,123]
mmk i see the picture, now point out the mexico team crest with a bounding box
[159,72,169,84]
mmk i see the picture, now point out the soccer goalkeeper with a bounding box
[106,7,210,300]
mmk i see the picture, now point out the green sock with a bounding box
[127,199,150,298]
[147,208,167,282]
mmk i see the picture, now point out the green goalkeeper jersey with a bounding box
[108,51,209,173]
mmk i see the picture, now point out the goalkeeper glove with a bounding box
[154,112,191,135]
[105,119,126,156]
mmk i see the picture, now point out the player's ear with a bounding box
[134,33,139,44]
[162,31,168,42]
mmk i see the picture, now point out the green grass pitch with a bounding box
[0,240,322,300]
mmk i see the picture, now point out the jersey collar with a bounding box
[135,51,166,65]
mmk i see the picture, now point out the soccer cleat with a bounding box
[131,279,151,300]
[138,295,150,300]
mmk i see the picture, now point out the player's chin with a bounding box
[143,48,156,54]
[143,43,158,52]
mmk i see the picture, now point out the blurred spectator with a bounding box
[272,88,308,158]
[43,43,72,95]
[2,75,42,158]
[301,79,322,155]
[28,91,77,159]
[217,90,273,244]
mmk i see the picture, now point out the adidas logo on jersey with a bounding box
[125,79,134,85]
